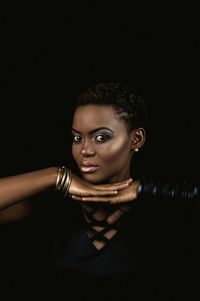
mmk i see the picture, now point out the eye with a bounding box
[95,134,111,143]
[72,135,82,143]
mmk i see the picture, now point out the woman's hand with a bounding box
[71,180,140,203]
[69,172,133,197]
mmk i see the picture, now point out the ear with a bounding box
[130,128,146,151]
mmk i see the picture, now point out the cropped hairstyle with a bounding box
[75,82,148,132]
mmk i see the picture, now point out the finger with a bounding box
[106,178,133,186]
[103,178,133,189]
[72,190,119,197]
[111,178,133,185]
[88,186,129,196]
[115,182,132,191]
[85,186,131,196]
[71,194,133,204]
[71,195,85,201]
[91,179,133,191]
[71,195,112,203]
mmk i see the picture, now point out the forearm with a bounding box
[0,167,58,210]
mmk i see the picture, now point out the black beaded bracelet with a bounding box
[137,177,199,201]
[137,177,162,198]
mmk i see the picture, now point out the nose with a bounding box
[81,139,95,156]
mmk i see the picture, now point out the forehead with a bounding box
[72,104,125,132]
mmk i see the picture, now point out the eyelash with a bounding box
[72,134,111,143]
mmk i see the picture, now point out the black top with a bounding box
[42,184,199,300]
[50,199,137,300]
[1,180,199,300]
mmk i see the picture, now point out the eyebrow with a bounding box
[72,127,114,135]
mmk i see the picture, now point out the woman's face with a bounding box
[72,104,136,184]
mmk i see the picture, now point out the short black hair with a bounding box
[75,82,148,132]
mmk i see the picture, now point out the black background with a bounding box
[0,3,200,299]
[1,2,199,177]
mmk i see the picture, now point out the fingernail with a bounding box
[114,190,118,193]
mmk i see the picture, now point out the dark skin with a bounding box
[0,104,144,247]
[0,103,133,223]
[71,104,146,249]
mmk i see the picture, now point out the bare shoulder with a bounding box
[0,200,32,224]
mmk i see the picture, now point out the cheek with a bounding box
[72,145,80,162]
[99,139,130,164]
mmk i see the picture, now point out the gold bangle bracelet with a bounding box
[55,166,71,198]
[62,168,70,196]
[55,166,62,191]
[63,169,72,198]
[59,167,67,191]
[56,166,66,191]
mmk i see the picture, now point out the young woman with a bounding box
[0,83,199,300]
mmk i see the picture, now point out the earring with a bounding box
[134,148,139,152]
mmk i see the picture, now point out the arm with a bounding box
[0,167,58,223]
[0,167,58,210]
[73,178,200,203]
[0,201,32,224]
[0,166,132,223]
[72,178,200,224]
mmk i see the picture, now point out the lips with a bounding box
[80,162,99,173]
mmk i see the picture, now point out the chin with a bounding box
[81,172,109,184]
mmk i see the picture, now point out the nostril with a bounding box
[81,149,95,156]
[81,145,95,156]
